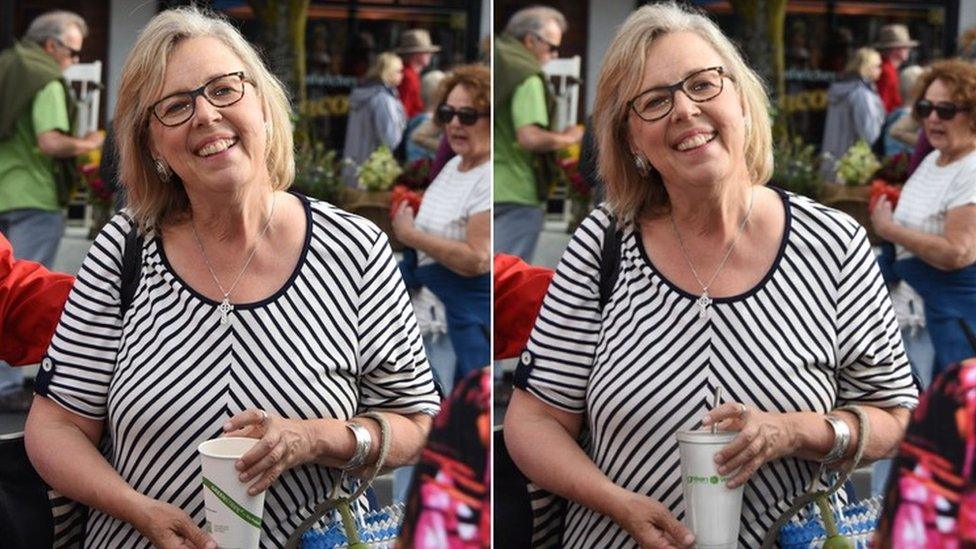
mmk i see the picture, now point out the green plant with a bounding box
[836,140,881,186]
[772,137,822,198]
[292,143,347,203]
[357,146,403,192]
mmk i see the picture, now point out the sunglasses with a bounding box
[54,38,81,59]
[435,104,489,126]
[914,99,971,121]
[531,32,560,54]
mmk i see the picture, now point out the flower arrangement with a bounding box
[79,163,112,207]
[394,158,433,191]
[772,137,821,199]
[292,143,347,204]
[836,140,881,186]
[358,146,403,192]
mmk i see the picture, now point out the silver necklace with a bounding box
[669,187,755,320]
[191,193,277,325]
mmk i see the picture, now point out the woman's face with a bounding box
[628,31,748,191]
[443,84,490,161]
[386,59,404,88]
[921,78,976,157]
[148,37,268,196]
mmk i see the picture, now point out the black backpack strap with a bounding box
[598,208,622,311]
[119,217,143,317]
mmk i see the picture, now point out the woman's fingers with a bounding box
[223,409,267,433]
[241,437,286,482]
[702,402,747,427]
[717,431,763,473]
[236,432,280,475]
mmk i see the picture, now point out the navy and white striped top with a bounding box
[36,193,440,548]
[515,189,918,547]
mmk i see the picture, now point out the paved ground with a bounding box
[0,226,92,435]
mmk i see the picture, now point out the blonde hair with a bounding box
[845,47,882,81]
[593,2,773,223]
[367,52,403,87]
[114,7,294,229]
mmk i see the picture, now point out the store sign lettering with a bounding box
[300,95,350,117]
[778,89,828,113]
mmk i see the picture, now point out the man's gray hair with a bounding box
[24,10,89,45]
[503,6,567,40]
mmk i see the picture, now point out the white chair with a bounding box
[62,61,102,136]
[541,56,582,225]
[62,61,103,230]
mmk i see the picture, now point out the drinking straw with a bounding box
[711,386,723,434]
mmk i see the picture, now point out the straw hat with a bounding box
[875,24,918,50]
[396,29,441,54]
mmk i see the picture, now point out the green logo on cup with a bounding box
[686,474,729,485]
[202,476,262,528]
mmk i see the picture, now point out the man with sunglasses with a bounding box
[0,10,103,412]
[494,6,583,262]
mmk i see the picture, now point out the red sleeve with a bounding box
[877,61,902,113]
[493,254,554,360]
[0,233,74,365]
[398,68,424,119]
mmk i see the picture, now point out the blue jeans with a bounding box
[0,209,64,394]
[494,203,544,263]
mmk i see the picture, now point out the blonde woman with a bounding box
[504,3,917,547]
[24,8,438,547]
[342,52,407,186]
[820,47,886,181]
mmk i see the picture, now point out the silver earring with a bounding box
[154,159,171,182]
[634,154,650,177]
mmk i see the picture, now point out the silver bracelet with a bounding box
[341,421,372,471]
[822,414,852,464]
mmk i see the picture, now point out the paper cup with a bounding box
[676,430,744,548]
[198,437,265,549]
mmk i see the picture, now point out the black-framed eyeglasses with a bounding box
[435,104,489,126]
[627,66,731,122]
[530,32,559,54]
[914,99,971,121]
[150,71,249,127]
[53,38,81,59]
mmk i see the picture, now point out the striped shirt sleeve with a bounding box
[515,209,609,413]
[356,230,441,415]
[35,215,131,419]
[835,225,919,408]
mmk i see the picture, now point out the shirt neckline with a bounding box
[153,190,313,310]
[633,186,792,304]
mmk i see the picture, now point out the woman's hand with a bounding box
[222,409,318,495]
[132,497,216,549]
[702,402,799,488]
[870,196,896,240]
[609,490,695,548]
[392,201,417,245]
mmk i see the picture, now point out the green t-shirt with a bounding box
[0,79,69,212]
[494,75,549,206]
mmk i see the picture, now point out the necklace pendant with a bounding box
[697,292,712,320]
[218,298,234,325]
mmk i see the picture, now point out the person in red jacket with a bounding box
[875,24,917,113]
[0,231,73,411]
[396,29,440,119]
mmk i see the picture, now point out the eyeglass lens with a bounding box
[153,73,246,126]
[435,105,484,126]
[630,68,725,122]
[915,100,967,121]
